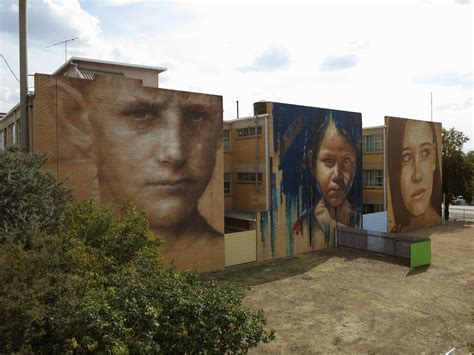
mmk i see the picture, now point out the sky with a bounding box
[0,0,473,151]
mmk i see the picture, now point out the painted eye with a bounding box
[134,113,153,121]
[343,156,353,164]
[402,153,411,162]
[323,159,334,167]
[182,105,210,123]
[421,149,430,158]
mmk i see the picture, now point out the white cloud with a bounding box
[437,97,473,111]
[1,0,100,44]
[0,0,473,152]
[100,0,141,6]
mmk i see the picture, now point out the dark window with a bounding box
[363,169,383,187]
[236,172,263,183]
[224,172,231,194]
[363,135,383,152]
[223,129,231,150]
[236,125,263,138]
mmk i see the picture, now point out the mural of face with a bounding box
[400,120,435,217]
[93,87,219,230]
[315,121,356,207]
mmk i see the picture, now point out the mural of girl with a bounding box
[387,117,442,232]
[309,114,358,230]
[272,103,362,254]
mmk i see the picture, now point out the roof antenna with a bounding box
[47,36,79,62]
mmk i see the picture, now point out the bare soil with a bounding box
[214,222,474,354]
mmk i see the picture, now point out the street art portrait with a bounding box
[386,117,442,233]
[259,102,362,259]
[37,74,224,272]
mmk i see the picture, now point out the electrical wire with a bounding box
[0,54,20,84]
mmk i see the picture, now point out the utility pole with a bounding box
[19,0,28,151]
[431,92,433,122]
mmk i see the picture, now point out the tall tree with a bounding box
[464,151,474,203]
[442,128,472,219]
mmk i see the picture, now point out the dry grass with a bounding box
[213,222,474,354]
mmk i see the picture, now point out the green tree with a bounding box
[442,128,472,219]
[464,151,474,204]
[0,146,72,245]
[0,150,275,353]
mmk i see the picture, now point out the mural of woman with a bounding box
[387,118,442,232]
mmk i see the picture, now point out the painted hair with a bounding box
[387,118,442,228]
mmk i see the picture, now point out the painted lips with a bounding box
[327,186,345,197]
[411,188,426,200]
[145,178,193,193]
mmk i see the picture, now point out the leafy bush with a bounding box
[0,149,274,353]
[0,146,72,244]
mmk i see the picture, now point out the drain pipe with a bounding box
[383,124,387,211]
[265,114,269,210]
[255,115,259,192]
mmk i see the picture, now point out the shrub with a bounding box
[0,146,72,244]
[0,149,274,353]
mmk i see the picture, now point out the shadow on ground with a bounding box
[205,246,417,287]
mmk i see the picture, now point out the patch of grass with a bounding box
[213,253,330,286]
[465,342,474,352]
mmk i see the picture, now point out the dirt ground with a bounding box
[215,222,474,354]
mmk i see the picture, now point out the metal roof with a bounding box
[225,211,257,221]
[78,68,125,80]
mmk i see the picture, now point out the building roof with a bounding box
[53,57,167,76]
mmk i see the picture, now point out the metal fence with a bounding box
[442,206,474,223]
[337,227,430,260]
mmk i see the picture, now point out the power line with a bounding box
[0,54,20,83]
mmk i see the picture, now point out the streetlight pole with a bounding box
[19,0,28,151]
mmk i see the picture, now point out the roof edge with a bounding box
[53,57,167,75]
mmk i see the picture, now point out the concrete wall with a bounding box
[32,73,224,273]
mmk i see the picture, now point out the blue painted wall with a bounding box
[258,102,362,259]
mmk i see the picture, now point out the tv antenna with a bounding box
[47,36,79,62]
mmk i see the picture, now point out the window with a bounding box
[363,135,383,152]
[223,129,231,151]
[224,173,231,194]
[236,172,263,183]
[16,119,21,144]
[0,129,3,150]
[7,123,14,146]
[236,126,262,137]
[363,169,383,187]
[363,204,384,214]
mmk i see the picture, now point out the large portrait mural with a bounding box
[258,102,362,260]
[386,116,442,233]
[33,74,224,272]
